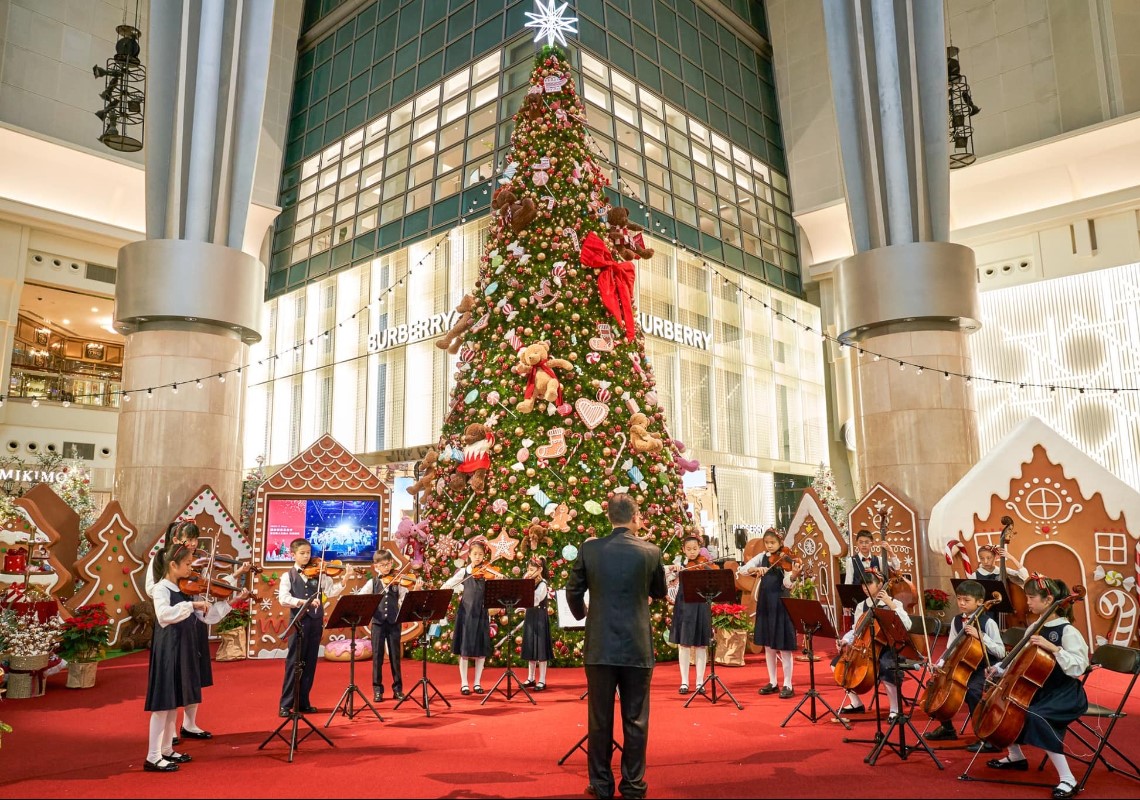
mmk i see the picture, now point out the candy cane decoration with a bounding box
[609,432,628,474]
[943,539,973,578]
[1097,589,1138,646]
[567,431,585,461]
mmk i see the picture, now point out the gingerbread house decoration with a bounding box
[22,484,82,580]
[69,502,147,647]
[929,416,1140,648]
[784,488,844,632]
[1,497,74,604]
[846,483,923,610]
[248,435,391,659]
[147,485,252,575]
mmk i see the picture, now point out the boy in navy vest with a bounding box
[277,538,334,716]
[357,550,421,702]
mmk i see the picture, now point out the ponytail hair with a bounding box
[154,543,193,583]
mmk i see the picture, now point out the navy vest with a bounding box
[288,569,323,621]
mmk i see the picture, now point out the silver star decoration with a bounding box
[524,0,578,47]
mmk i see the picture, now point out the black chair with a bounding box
[1035,643,1140,791]
[1001,626,1026,650]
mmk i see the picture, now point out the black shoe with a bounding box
[179,727,212,740]
[838,704,865,715]
[392,691,405,700]
[171,736,180,746]
[461,686,472,696]
[473,685,484,695]
[679,684,690,695]
[162,751,192,764]
[966,740,1000,753]
[1052,780,1077,799]
[523,679,536,688]
[694,683,706,695]
[535,682,546,691]
[301,705,319,713]
[278,708,290,718]
[987,757,1029,771]
[374,692,384,702]
[585,785,613,799]
[143,758,179,773]
[925,725,958,741]
[757,683,778,695]
[779,687,795,699]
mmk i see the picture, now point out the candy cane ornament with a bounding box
[1098,589,1138,646]
[608,432,628,475]
[943,539,973,577]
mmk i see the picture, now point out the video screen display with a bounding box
[264,498,380,563]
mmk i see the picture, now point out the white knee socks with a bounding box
[182,703,201,733]
[694,647,708,686]
[764,649,779,685]
[1007,743,1025,761]
[147,710,179,764]
[884,682,899,714]
[528,661,536,680]
[779,650,794,688]
[1047,751,1076,786]
[679,647,692,684]
[459,657,470,688]
[538,661,547,683]
[458,656,486,687]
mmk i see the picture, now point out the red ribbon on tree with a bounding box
[523,360,564,407]
[580,230,636,341]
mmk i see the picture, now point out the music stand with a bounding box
[259,602,335,761]
[481,578,536,705]
[779,597,850,729]
[680,569,742,710]
[323,593,383,727]
[864,606,943,769]
[394,589,454,717]
[557,689,624,765]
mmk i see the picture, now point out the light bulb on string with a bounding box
[916,367,924,375]
[31,398,40,408]
[171,383,178,393]
[123,392,131,402]
[196,380,203,389]
[146,388,153,397]
[898,361,905,371]
[944,372,951,380]
[218,374,226,383]
[62,400,70,408]
[965,377,973,385]
[873,354,881,362]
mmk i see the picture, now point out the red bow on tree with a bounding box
[524,359,564,407]
[580,231,636,341]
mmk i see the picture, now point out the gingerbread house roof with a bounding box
[262,434,385,493]
[785,487,844,554]
[147,486,251,561]
[928,416,1140,552]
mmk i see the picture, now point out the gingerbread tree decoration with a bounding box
[420,46,693,665]
[69,501,146,647]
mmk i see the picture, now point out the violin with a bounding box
[302,557,346,578]
[971,584,1085,748]
[996,515,1030,627]
[921,591,1003,720]
[681,555,718,571]
[178,570,256,601]
[192,549,262,573]
[771,546,803,573]
[470,563,505,580]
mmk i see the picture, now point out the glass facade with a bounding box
[245,220,828,487]
[272,0,796,298]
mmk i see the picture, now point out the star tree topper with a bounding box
[524,0,578,47]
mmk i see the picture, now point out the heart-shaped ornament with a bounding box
[575,398,609,430]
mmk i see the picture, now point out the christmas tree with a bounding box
[812,462,849,535]
[419,46,692,665]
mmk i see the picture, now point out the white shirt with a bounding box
[738,552,795,589]
[844,552,901,585]
[441,566,473,593]
[842,597,911,644]
[937,614,1005,668]
[533,579,549,606]
[1044,618,1090,678]
[277,568,335,609]
[356,576,409,605]
[969,565,1030,583]
[152,579,231,628]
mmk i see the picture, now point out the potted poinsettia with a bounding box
[710,603,751,666]
[58,603,111,688]
[214,597,251,662]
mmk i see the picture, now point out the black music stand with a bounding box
[323,593,383,727]
[864,607,943,769]
[780,597,850,729]
[394,589,454,717]
[557,688,624,765]
[481,578,536,705]
[681,569,742,710]
[258,602,334,761]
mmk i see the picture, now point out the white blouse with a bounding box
[152,579,231,628]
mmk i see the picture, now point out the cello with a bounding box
[875,513,918,612]
[920,591,1003,720]
[996,515,1031,628]
[833,576,905,695]
[970,584,1086,748]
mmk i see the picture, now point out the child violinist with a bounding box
[924,579,1005,750]
[521,555,554,691]
[145,520,249,743]
[738,528,801,698]
[985,575,1088,800]
[144,543,248,772]
[837,570,912,716]
[356,550,422,702]
[970,544,1029,582]
[441,540,498,694]
[277,538,336,717]
[844,528,900,584]
[668,535,713,694]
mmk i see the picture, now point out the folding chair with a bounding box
[900,615,942,703]
[1035,643,1140,792]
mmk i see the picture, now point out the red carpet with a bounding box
[2,647,1138,798]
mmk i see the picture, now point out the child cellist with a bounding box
[836,570,911,717]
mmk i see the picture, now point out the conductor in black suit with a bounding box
[567,495,667,800]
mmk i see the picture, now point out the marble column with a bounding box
[821,0,981,586]
[113,0,275,547]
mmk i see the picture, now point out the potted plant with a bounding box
[58,603,111,688]
[789,575,822,662]
[214,597,251,662]
[924,588,951,618]
[1,610,63,698]
[710,603,752,666]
